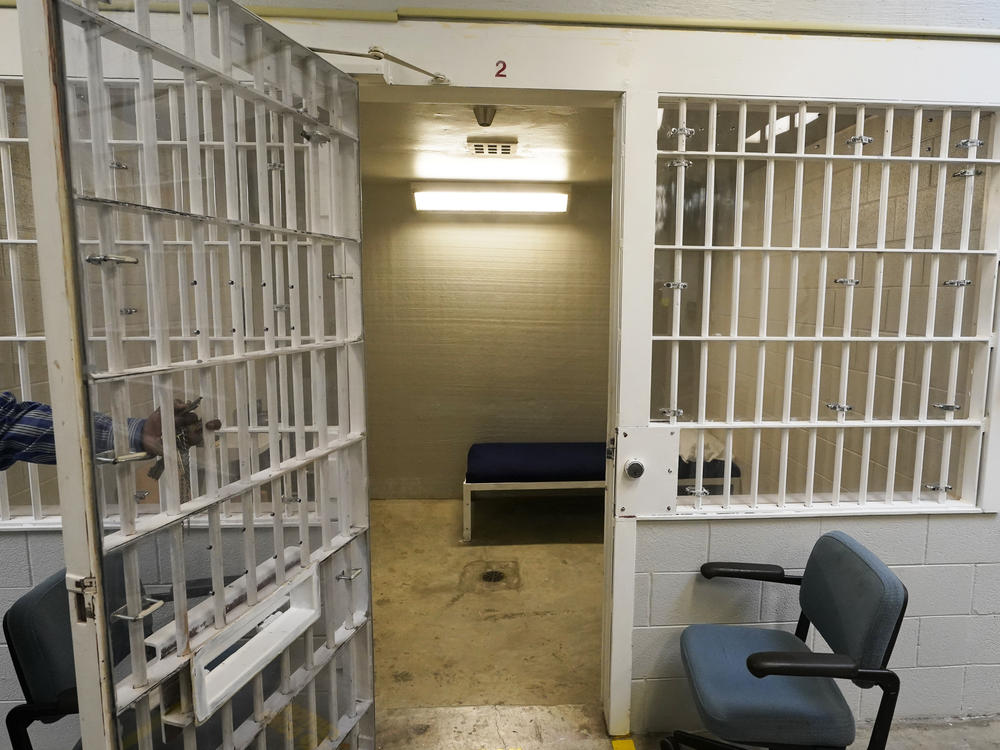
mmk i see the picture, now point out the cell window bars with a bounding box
[652,97,999,514]
[26,1,372,748]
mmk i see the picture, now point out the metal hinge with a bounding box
[846,135,874,145]
[668,159,693,168]
[67,574,99,621]
[826,402,853,412]
[833,278,860,286]
[668,126,696,138]
[953,168,983,178]
[957,138,984,149]
[606,437,616,461]
[120,306,139,315]
[109,160,129,170]
[659,407,684,418]
[662,281,688,290]
[924,483,952,492]
[943,279,973,287]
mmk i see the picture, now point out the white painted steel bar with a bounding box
[938,110,980,498]
[668,101,686,424]
[656,150,1000,166]
[695,101,717,505]
[886,108,923,502]
[655,244,995,255]
[778,102,808,507]
[805,105,837,505]
[831,105,867,506]
[722,101,747,506]
[913,107,952,501]
[0,83,41,519]
[859,107,894,505]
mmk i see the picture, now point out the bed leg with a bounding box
[462,483,472,543]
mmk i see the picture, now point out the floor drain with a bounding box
[481,569,505,583]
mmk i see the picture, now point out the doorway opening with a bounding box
[357,88,616,715]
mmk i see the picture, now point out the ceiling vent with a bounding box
[466,136,518,156]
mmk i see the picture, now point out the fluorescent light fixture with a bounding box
[746,111,820,144]
[413,183,569,213]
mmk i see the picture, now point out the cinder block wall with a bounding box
[630,514,1000,732]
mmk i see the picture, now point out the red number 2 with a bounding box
[495,60,507,78]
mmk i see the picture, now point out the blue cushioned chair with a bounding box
[661,531,908,750]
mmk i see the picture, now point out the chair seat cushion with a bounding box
[680,624,856,747]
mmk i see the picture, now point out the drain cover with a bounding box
[481,569,505,583]
[460,560,520,591]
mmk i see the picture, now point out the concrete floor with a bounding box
[368,499,1000,749]
[375,704,1000,750]
[369,496,605,710]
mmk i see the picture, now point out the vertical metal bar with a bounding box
[723,101,747,507]
[778,102,808,507]
[860,108,894,503]
[939,110,980,497]
[887,107,922,502]
[913,107,952,501]
[806,105,837,505]
[0,83,42,518]
[695,101,716,507]
[832,104,866,505]
[669,101,686,424]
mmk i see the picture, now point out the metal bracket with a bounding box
[120,306,138,315]
[336,568,363,581]
[658,407,684,418]
[606,437,616,461]
[273,303,289,313]
[86,253,138,266]
[953,168,983,178]
[826,402,853,412]
[668,126,696,138]
[616,427,680,516]
[67,574,99,621]
[111,596,165,622]
[931,403,962,411]
[957,138,984,149]
[280,495,302,504]
[267,162,284,171]
[662,281,688,290]
[833,278,861,286]
[325,273,355,281]
[109,160,129,170]
[943,279,973,287]
[924,483,953,492]
[846,135,874,145]
[668,159,693,168]
[685,486,710,496]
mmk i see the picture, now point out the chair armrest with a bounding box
[700,562,803,585]
[747,651,859,679]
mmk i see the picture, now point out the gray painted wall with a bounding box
[631,514,1000,732]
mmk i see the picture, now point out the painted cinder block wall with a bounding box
[629,514,1000,732]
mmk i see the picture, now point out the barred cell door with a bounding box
[19,1,371,748]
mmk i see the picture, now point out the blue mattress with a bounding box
[465,442,741,484]
[466,442,606,483]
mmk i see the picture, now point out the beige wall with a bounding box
[361,181,611,498]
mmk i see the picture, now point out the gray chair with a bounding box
[662,531,908,750]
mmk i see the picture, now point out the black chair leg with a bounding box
[7,705,35,750]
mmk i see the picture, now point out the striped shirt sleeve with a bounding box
[0,391,146,469]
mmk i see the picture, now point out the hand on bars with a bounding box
[140,398,222,457]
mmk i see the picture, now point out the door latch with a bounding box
[67,574,99,622]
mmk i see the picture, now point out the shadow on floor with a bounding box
[468,490,605,545]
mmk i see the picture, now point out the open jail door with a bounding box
[19,1,371,748]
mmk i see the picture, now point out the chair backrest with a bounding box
[3,553,130,706]
[799,531,907,669]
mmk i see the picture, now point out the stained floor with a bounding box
[369,496,605,712]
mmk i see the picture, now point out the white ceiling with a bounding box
[359,99,613,184]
